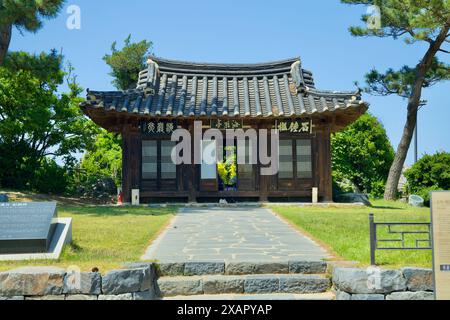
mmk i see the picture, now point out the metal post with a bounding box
[414,121,418,164]
[369,213,377,265]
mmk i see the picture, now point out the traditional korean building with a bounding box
[80,57,368,203]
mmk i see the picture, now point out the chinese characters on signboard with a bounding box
[141,120,177,136]
[276,120,312,134]
[211,119,243,130]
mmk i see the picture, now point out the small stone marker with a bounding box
[312,188,318,204]
[132,189,140,206]
[0,202,58,254]
[431,191,450,300]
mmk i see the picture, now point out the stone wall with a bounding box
[0,264,436,300]
[0,263,157,300]
[333,267,435,300]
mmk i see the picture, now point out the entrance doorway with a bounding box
[199,138,256,193]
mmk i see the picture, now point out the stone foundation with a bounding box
[333,267,435,300]
[0,263,436,300]
[0,264,157,300]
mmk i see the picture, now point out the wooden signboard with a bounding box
[431,191,450,300]
[141,120,177,136]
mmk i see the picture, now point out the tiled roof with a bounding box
[81,57,368,119]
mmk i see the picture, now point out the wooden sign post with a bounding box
[431,191,450,300]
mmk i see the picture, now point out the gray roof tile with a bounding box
[81,57,368,118]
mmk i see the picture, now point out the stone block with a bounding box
[351,294,385,300]
[158,263,185,276]
[332,267,406,294]
[65,294,98,300]
[244,276,279,294]
[335,290,351,300]
[0,267,65,296]
[0,296,24,300]
[98,293,133,300]
[225,262,255,275]
[157,278,203,297]
[122,263,155,292]
[184,262,225,276]
[203,276,244,294]
[401,268,434,292]
[253,262,288,274]
[133,290,156,300]
[279,275,330,294]
[101,268,146,295]
[386,291,434,300]
[289,261,328,274]
[63,272,101,295]
[26,295,65,300]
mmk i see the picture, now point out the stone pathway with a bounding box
[142,207,329,262]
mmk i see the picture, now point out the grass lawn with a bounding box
[0,204,177,272]
[270,200,432,269]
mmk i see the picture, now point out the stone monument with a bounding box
[0,202,58,254]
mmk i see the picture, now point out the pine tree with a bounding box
[0,0,65,65]
[342,0,450,199]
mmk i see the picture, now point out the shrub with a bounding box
[31,158,68,194]
[332,113,394,198]
[405,152,450,193]
[416,186,441,207]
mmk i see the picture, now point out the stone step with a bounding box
[158,261,328,277]
[157,274,331,297]
[163,292,335,300]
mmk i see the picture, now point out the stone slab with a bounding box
[0,202,57,254]
[0,218,72,261]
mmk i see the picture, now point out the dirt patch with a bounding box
[2,190,110,206]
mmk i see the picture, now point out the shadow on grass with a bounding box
[59,205,179,217]
[370,205,404,210]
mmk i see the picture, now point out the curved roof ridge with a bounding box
[149,55,301,68]
[147,56,302,76]
[306,87,362,97]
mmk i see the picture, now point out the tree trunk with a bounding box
[0,24,12,65]
[383,102,419,200]
[384,24,450,200]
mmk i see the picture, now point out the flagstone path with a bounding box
[142,207,330,262]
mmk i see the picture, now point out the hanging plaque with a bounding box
[276,119,312,134]
[141,120,177,136]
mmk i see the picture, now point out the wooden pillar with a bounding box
[258,122,269,202]
[324,127,333,202]
[122,124,141,203]
[187,121,197,202]
[122,126,130,203]
[315,125,333,202]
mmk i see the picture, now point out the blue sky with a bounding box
[9,0,449,165]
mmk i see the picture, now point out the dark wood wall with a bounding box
[121,119,333,203]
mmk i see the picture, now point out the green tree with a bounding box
[332,113,395,197]
[103,34,153,90]
[0,0,65,65]
[0,50,96,190]
[80,130,122,186]
[342,0,450,200]
[79,36,152,187]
